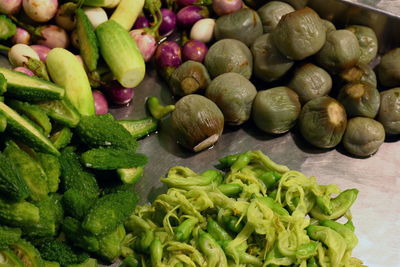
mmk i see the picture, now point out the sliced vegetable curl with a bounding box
[124,150,364,266]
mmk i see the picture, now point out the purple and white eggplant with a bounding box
[182,40,208,62]
[22,0,58,23]
[177,5,209,29]
[36,25,69,49]
[106,82,134,106]
[92,90,109,114]
[155,41,182,79]
[0,0,22,15]
[212,0,243,16]
[30,45,51,61]
[133,15,150,29]
[12,28,31,45]
[129,29,157,62]
[159,8,177,36]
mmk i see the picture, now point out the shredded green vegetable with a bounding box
[124,150,365,266]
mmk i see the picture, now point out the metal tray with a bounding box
[110,1,400,266]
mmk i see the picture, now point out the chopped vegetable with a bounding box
[0,15,17,40]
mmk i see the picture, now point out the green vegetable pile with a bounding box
[124,150,364,267]
[0,69,156,266]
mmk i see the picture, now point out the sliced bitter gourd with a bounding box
[118,117,158,139]
[50,127,73,149]
[36,99,80,128]
[0,102,59,155]
[0,67,64,101]
[76,8,99,72]
[81,148,148,170]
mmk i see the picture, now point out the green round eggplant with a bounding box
[205,72,257,125]
[339,63,377,88]
[272,7,326,60]
[171,94,224,152]
[322,19,336,32]
[169,61,211,97]
[343,117,385,157]
[345,25,378,64]
[252,86,301,134]
[257,1,295,33]
[377,87,400,134]
[251,33,294,82]
[288,63,332,103]
[214,8,263,47]
[204,39,253,79]
[377,48,400,87]
[316,30,360,73]
[299,96,347,148]
[337,81,380,118]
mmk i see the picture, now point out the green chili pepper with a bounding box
[201,169,223,184]
[231,152,252,172]
[310,189,359,220]
[216,153,242,169]
[316,195,333,215]
[175,217,198,242]
[320,220,358,250]
[307,256,319,267]
[198,230,228,267]
[258,196,289,216]
[306,225,347,267]
[150,238,163,266]
[295,241,318,259]
[120,255,140,267]
[207,218,232,243]
[222,216,244,233]
[146,96,175,120]
[258,171,282,188]
[134,230,154,253]
[217,183,243,197]
[344,220,355,232]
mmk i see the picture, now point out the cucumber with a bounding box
[118,117,158,139]
[73,0,116,7]
[0,72,6,95]
[7,100,52,136]
[76,9,99,72]
[96,20,145,88]
[0,67,65,101]
[46,48,95,116]
[117,166,144,184]
[110,0,144,31]
[36,99,81,128]
[0,102,59,155]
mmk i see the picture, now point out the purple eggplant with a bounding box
[106,82,134,106]
[12,28,31,45]
[177,5,209,29]
[0,0,22,15]
[36,25,69,48]
[129,29,157,62]
[13,67,34,76]
[155,41,182,79]
[133,15,150,29]
[30,45,51,61]
[92,90,109,114]
[212,0,243,16]
[182,40,208,62]
[159,8,177,36]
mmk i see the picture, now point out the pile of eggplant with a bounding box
[150,0,400,157]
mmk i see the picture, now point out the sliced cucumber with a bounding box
[0,67,64,101]
[118,117,158,139]
[0,102,59,155]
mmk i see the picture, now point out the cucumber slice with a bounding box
[0,102,59,156]
[118,117,158,139]
[0,67,65,101]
